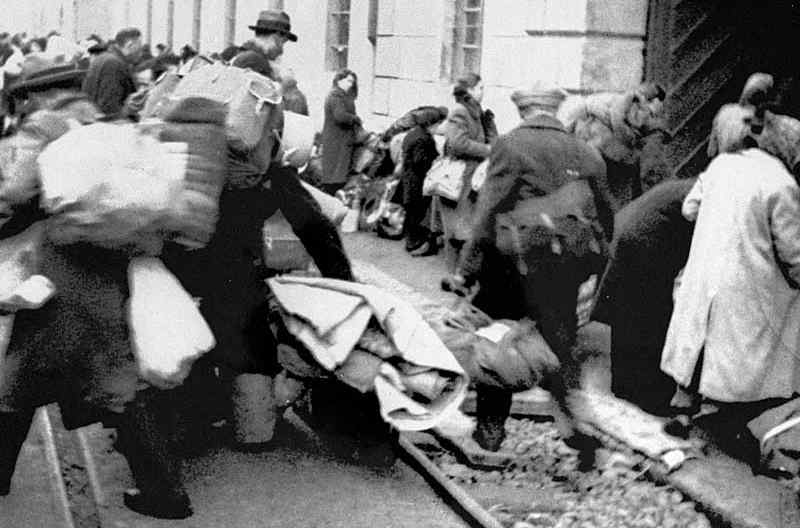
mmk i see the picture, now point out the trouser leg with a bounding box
[114,390,188,505]
[0,409,35,495]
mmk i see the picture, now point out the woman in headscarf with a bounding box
[437,73,497,271]
[320,69,361,195]
[661,103,800,441]
[400,106,449,255]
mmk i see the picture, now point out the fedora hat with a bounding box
[248,10,298,42]
[7,54,87,98]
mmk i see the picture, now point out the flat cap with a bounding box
[511,85,569,111]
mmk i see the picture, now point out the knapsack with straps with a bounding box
[157,63,282,152]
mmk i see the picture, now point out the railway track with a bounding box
[3,259,797,527]
[22,395,714,528]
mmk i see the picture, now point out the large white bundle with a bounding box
[37,123,185,249]
[127,257,215,389]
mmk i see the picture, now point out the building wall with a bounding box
[5,0,647,134]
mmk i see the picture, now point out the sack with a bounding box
[169,63,282,151]
[471,158,490,192]
[38,123,185,249]
[128,256,215,389]
[423,156,466,200]
[434,302,560,391]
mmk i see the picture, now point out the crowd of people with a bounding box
[1,4,800,522]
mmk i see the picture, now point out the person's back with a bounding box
[82,27,141,118]
[282,81,308,116]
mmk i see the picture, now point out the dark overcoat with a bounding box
[321,87,360,186]
[591,177,696,413]
[460,114,614,279]
[81,47,136,118]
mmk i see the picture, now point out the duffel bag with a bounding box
[168,63,282,151]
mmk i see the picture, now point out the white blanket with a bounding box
[267,276,468,431]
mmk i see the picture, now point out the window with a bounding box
[326,0,350,70]
[452,0,483,79]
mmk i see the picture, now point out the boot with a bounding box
[0,410,35,496]
[473,386,512,452]
[115,391,192,519]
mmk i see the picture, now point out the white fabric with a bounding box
[127,257,215,389]
[38,123,185,248]
[662,149,800,402]
[267,276,468,431]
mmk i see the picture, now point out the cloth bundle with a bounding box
[38,98,228,251]
[127,256,215,388]
[168,63,282,152]
[557,84,665,166]
[429,301,560,391]
[266,276,468,431]
[0,110,78,224]
[38,123,186,251]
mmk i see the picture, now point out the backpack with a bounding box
[162,63,282,151]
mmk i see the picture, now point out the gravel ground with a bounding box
[431,418,713,528]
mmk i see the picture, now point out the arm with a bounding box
[458,138,521,279]
[681,176,704,221]
[585,157,615,241]
[770,181,800,286]
[443,107,491,159]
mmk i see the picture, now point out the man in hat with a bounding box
[231,9,298,79]
[451,85,615,465]
[82,27,142,119]
[0,54,202,520]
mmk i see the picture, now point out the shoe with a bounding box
[123,488,193,519]
[664,414,692,439]
[472,420,506,452]
[563,432,601,472]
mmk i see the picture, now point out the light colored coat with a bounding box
[662,149,800,402]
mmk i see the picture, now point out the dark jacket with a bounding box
[82,46,136,118]
[459,114,614,279]
[591,178,696,411]
[321,86,360,185]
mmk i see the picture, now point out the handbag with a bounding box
[423,156,467,201]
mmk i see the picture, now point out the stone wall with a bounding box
[6,0,649,135]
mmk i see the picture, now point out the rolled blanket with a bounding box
[266,275,468,431]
